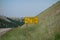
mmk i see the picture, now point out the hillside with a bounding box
[0,1,60,40]
[0,16,24,28]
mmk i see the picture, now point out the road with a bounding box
[0,28,12,36]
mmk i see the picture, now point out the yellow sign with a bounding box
[24,17,38,24]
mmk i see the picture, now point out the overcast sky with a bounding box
[0,0,58,17]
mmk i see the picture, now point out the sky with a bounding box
[0,0,58,17]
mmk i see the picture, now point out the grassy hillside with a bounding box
[0,1,60,40]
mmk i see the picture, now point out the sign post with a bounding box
[24,16,38,39]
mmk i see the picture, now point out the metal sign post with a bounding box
[24,16,38,39]
[26,23,28,32]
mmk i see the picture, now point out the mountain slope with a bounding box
[0,1,60,40]
[0,16,24,28]
[0,16,18,28]
[36,1,60,40]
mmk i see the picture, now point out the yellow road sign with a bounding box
[24,17,38,34]
[24,17,38,24]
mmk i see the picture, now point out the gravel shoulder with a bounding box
[0,28,12,36]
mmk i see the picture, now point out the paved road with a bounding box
[0,28,12,36]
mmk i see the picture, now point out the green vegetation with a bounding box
[0,1,60,40]
[0,18,17,28]
[7,17,24,26]
[0,17,24,28]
